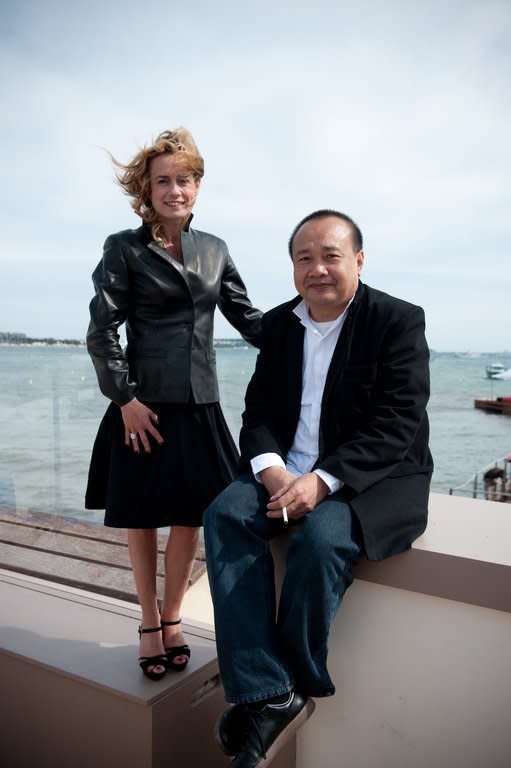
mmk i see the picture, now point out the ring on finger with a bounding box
[129,432,137,440]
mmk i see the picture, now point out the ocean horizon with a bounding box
[1,329,511,356]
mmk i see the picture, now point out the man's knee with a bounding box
[298,501,360,562]
[204,474,260,530]
[203,483,234,531]
[300,519,338,560]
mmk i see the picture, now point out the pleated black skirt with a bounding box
[85,401,239,528]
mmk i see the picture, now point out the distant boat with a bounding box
[450,455,511,502]
[485,362,510,378]
[493,369,511,381]
[474,396,511,415]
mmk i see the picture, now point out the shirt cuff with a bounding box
[314,469,343,494]
[251,453,286,483]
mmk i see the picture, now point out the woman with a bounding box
[85,128,261,680]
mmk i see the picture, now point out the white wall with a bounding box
[297,580,511,768]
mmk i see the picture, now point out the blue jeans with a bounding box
[203,473,362,703]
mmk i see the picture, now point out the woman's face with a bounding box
[150,154,201,226]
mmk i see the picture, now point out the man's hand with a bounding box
[121,398,163,453]
[266,472,329,521]
[259,466,297,499]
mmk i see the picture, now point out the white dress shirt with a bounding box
[250,297,353,493]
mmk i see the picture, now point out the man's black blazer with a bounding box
[239,281,434,560]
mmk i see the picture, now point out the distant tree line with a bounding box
[0,331,84,346]
[0,332,247,347]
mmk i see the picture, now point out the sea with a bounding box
[0,345,510,524]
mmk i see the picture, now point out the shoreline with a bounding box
[0,342,86,348]
[2,343,511,355]
[0,338,252,349]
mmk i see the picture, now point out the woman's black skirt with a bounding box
[85,401,239,528]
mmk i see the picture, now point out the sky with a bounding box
[1,0,510,352]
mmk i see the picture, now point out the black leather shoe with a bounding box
[228,692,315,767]
[214,704,251,756]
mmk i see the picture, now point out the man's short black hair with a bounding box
[288,209,363,257]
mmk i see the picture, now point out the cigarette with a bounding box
[282,506,288,524]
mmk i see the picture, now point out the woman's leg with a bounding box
[161,525,200,661]
[128,528,165,674]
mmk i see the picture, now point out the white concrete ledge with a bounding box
[0,571,298,768]
[271,491,511,614]
[1,491,510,768]
[354,492,511,613]
[281,492,511,768]
[0,571,229,768]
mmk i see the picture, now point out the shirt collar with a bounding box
[292,295,355,334]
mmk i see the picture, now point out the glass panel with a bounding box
[0,343,257,522]
[2,346,511,520]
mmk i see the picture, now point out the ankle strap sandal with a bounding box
[138,625,167,681]
[161,618,191,672]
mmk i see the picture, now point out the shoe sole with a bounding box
[260,697,316,766]
[216,697,316,763]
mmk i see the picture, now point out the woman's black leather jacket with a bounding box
[87,223,262,406]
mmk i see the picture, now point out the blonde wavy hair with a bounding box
[110,128,204,243]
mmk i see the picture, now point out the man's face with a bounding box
[292,216,364,321]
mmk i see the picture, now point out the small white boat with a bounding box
[486,362,510,379]
[493,369,511,380]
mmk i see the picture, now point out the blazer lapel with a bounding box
[285,310,305,421]
[321,296,360,407]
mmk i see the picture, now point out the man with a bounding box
[203,210,433,767]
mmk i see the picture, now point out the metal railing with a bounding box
[449,456,511,502]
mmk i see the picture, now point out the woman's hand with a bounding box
[121,398,163,453]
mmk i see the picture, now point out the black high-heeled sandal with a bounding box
[138,625,167,681]
[161,618,191,672]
